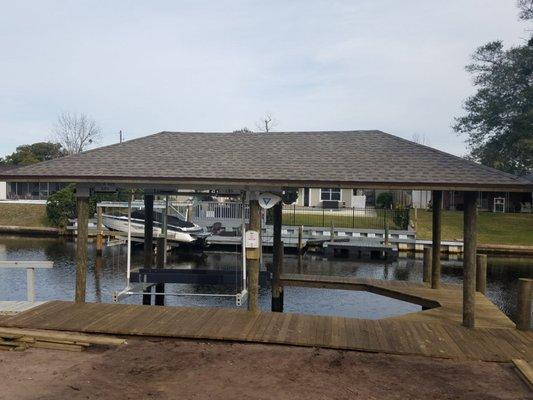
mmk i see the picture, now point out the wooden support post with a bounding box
[330,221,335,242]
[431,190,442,289]
[96,206,103,255]
[155,237,165,306]
[298,225,303,254]
[423,247,432,284]
[476,254,487,295]
[75,192,89,303]
[463,191,478,328]
[26,268,35,302]
[143,194,154,305]
[516,278,532,331]
[247,199,261,313]
[271,201,284,312]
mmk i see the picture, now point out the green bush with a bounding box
[376,192,393,209]
[46,184,76,228]
[392,206,411,230]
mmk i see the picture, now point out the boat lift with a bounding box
[112,194,249,306]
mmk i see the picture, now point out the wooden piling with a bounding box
[155,237,165,306]
[423,247,432,284]
[247,199,261,313]
[516,278,532,331]
[271,201,284,312]
[143,194,154,305]
[463,191,478,328]
[476,254,487,295]
[96,206,103,255]
[431,190,442,289]
[297,225,303,271]
[75,194,89,303]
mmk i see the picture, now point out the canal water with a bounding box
[0,235,531,321]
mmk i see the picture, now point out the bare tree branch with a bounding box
[255,113,279,133]
[53,112,102,155]
[411,133,431,146]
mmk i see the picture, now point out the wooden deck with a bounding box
[0,301,47,316]
[1,275,531,362]
[280,274,516,329]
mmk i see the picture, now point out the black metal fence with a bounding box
[267,205,411,231]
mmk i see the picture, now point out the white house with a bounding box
[294,188,411,208]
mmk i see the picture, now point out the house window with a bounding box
[320,188,341,201]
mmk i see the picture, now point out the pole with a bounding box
[463,191,478,328]
[271,201,284,312]
[476,254,487,295]
[423,247,432,284]
[516,278,532,331]
[96,206,103,255]
[247,199,261,312]
[75,190,89,303]
[431,190,442,289]
[143,193,154,305]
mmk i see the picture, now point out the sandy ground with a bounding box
[0,338,530,400]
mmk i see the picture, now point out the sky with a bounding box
[0,0,530,157]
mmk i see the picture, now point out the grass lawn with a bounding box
[0,203,51,227]
[413,210,533,246]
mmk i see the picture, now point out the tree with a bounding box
[411,133,431,146]
[518,0,533,21]
[53,112,102,155]
[453,2,533,174]
[0,142,65,166]
[255,113,278,133]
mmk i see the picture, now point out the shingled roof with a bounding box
[1,131,531,191]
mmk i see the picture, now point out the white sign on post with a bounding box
[258,193,281,209]
[245,230,260,248]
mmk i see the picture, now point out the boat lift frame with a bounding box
[112,193,248,306]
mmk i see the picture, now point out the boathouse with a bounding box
[1,130,532,361]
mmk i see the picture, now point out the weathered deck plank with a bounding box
[2,300,531,362]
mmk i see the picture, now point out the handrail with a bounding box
[0,261,53,302]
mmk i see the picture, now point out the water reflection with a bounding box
[0,235,531,320]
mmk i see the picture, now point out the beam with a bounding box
[247,199,261,312]
[75,191,89,303]
[431,190,442,289]
[463,191,478,328]
[271,201,284,312]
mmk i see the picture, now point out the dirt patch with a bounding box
[0,338,529,400]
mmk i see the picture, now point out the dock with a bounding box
[1,276,531,362]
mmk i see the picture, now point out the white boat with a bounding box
[103,209,209,244]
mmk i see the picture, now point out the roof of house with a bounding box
[0,131,531,191]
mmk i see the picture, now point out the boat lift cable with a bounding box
[113,192,248,306]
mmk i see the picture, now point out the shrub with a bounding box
[392,206,411,230]
[376,192,393,209]
[46,184,76,228]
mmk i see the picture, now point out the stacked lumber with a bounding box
[0,327,126,352]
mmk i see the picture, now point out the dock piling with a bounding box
[96,206,103,255]
[463,191,478,328]
[431,190,442,289]
[247,199,261,313]
[516,278,532,331]
[75,189,89,303]
[272,202,284,312]
[476,254,487,295]
[423,247,432,284]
